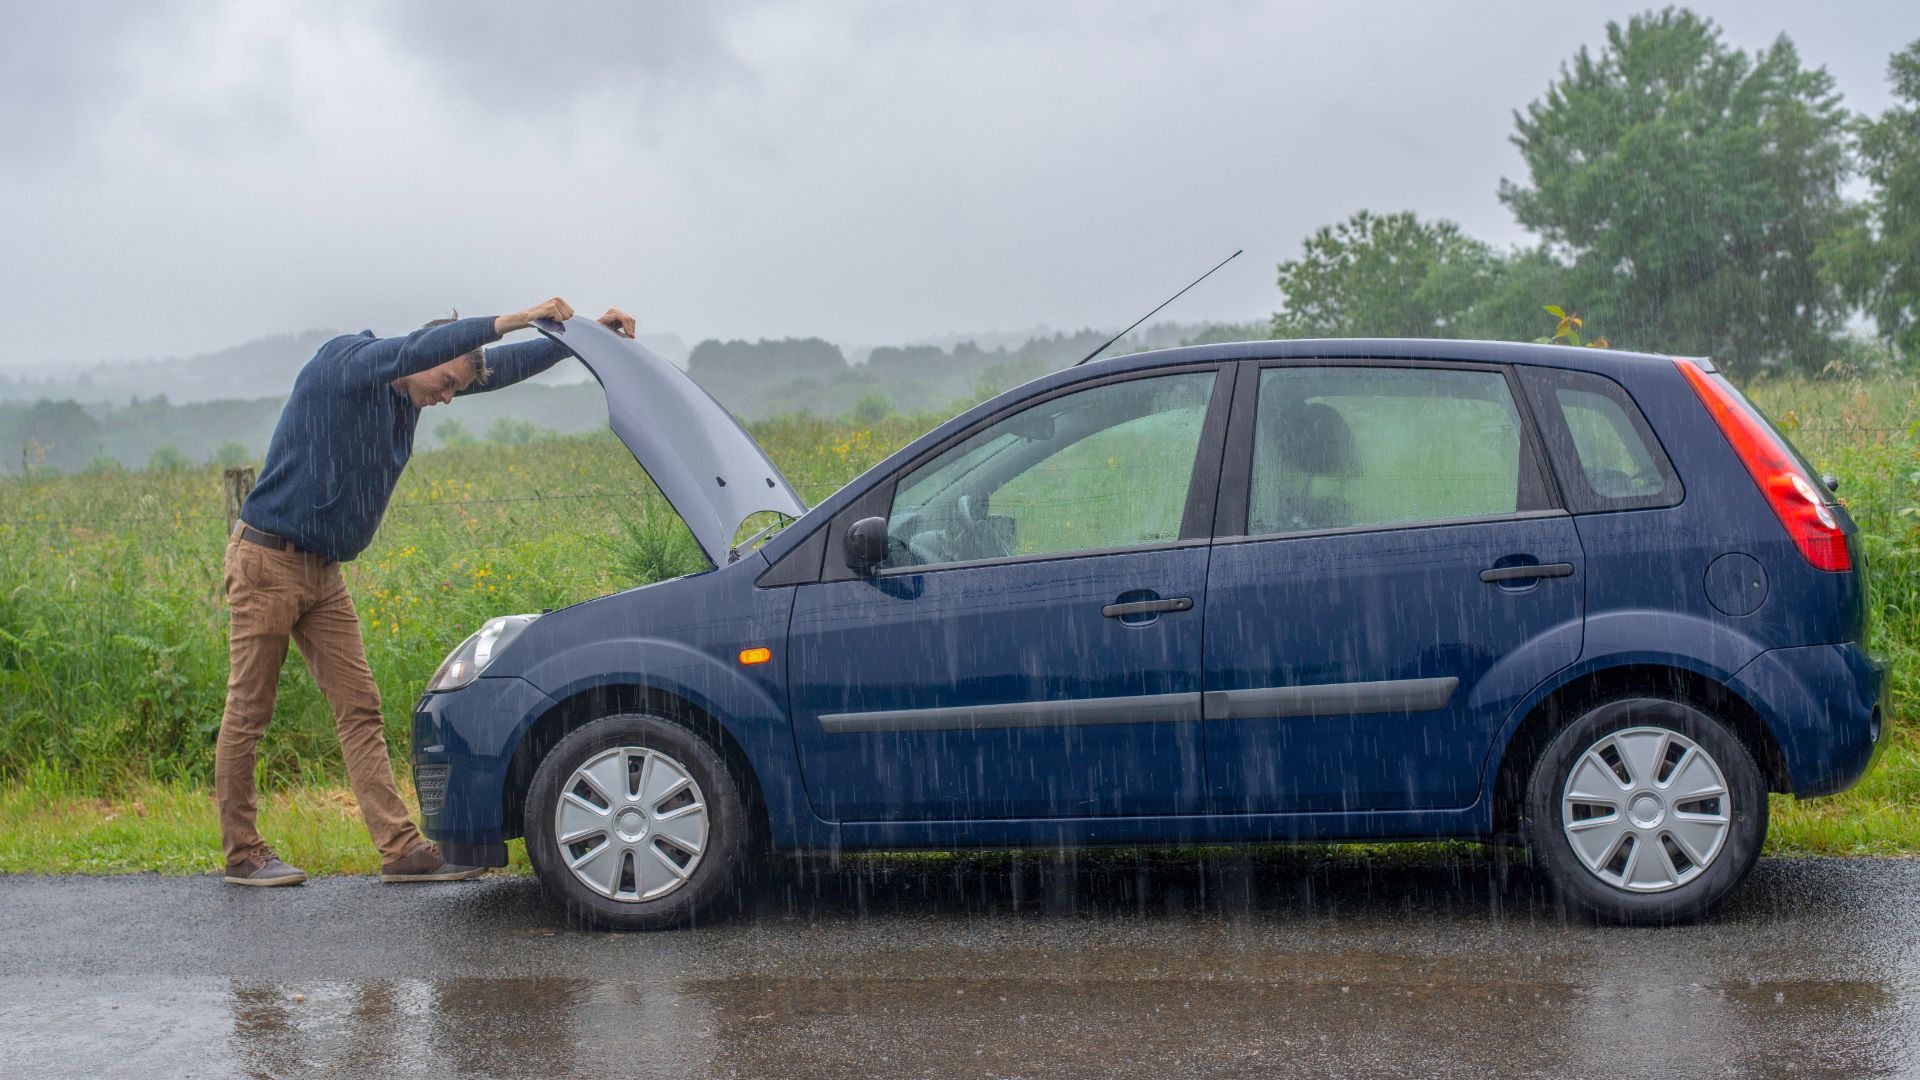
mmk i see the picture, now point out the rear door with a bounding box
[1201,361,1584,812]
[786,367,1231,821]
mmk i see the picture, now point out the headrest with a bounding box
[1268,400,1358,475]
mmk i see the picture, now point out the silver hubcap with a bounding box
[1561,726,1731,893]
[554,746,708,903]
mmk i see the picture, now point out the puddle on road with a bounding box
[1,967,1913,1078]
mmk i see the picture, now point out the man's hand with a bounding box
[596,308,637,339]
[495,297,575,336]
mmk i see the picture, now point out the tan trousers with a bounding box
[214,530,423,868]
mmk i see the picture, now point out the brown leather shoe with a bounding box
[224,845,308,887]
[380,842,488,883]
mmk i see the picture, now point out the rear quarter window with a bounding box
[1519,367,1682,513]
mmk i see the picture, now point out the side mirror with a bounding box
[843,516,890,574]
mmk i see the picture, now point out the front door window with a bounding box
[883,371,1216,568]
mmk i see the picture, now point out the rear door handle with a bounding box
[1479,563,1574,583]
[1103,597,1194,618]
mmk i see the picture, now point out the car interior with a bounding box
[881,373,1215,568]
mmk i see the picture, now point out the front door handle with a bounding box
[1479,562,1574,583]
[1103,597,1194,618]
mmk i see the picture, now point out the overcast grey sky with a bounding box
[1,0,1914,368]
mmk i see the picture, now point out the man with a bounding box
[219,297,635,887]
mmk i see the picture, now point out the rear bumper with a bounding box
[1728,642,1889,799]
[411,675,557,865]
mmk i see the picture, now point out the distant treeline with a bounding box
[0,330,689,408]
[0,321,1232,475]
[685,320,1210,421]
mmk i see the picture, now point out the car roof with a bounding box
[1079,336,1709,376]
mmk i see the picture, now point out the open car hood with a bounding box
[534,316,806,566]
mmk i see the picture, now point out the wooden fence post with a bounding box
[223,467,255,533]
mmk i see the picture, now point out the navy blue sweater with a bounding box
[241,315,570,562]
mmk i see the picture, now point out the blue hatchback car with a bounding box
[413,319,1888,927]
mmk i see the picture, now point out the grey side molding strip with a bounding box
[1202,677,1459,721]
[821,692,1202,734]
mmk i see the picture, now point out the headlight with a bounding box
[427,614,540,692]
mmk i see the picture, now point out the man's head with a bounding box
[391,314,490,408]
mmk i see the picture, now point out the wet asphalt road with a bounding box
[3,853,1918,1079]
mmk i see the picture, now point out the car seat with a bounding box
[1258,400,1358,531]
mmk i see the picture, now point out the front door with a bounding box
[1202,362,1584,813]
[788,368,1229,821]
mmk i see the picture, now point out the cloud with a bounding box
[359,0,760,118]
[0,0,1913,368]
[0,1,190,166]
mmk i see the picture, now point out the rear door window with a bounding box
[1519,367,1681,513]
[1247,365,1549,535]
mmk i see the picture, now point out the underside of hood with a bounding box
[534,316,806,566]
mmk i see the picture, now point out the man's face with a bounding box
[392,352,480,408]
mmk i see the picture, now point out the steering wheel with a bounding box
[901,532,944,567]
[898,494,1011,566]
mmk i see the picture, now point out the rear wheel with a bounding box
[1524,696,1766,925]
[525,713,744,930]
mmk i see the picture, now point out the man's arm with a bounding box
[458,308,639,397]
[332,298,578,388]
[335,316,499,387]
[459,338,571,395]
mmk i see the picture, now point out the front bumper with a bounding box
[1728,641,1890,799]
[411,675,558,865]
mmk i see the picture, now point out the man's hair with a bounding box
[420,310,489,385]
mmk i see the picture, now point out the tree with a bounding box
[485,417,545,447]
[209,441,252,468]
[848,393,893,425]
[3,399,102,474]
[1181,321,1272,346]
[1455,247,1574,342]
[1821,39,1920,360]
[687,337,848,389]
[433,418,477,449]
[1270,210,1503,338]
[147,445,190,473]
[1501,8,1854,375]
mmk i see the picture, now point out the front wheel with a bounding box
[525,713,744,930]
[1524,697,1767,925]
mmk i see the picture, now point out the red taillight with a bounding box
[1674,359,1850,572]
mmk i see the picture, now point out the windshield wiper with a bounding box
[728,515,795,563]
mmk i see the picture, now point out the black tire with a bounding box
[524,713,744,930]
[1523,696,1767,926]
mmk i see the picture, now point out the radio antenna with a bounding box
[1075,249,1242,366]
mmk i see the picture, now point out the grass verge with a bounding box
[2,727,1911,876]
[0,776,531,876]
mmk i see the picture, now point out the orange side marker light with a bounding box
[738,647,772,666]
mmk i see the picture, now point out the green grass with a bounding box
[1768,728,1920,855]
[0,374,1914,874]
[0,765,535,876]
[0,733,1908,874]
[0,413,922,791]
